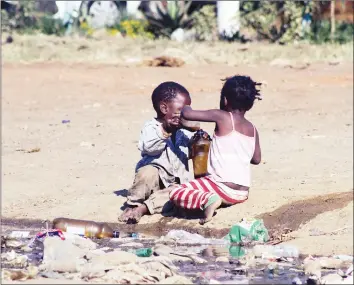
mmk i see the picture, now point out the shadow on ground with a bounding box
[2,191,352,241]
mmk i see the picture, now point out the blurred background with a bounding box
[1,0,353,64]
[1,0,353,43]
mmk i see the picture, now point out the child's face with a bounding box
[161,93,191,130]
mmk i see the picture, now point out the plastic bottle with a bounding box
[191,129,212,179]
[52,217,119,239]
[134,248,153,257]
[253,244,299,259]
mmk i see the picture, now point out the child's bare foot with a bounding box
[127,204,148,224]
[118,208,133,222]
[199,198,222,225]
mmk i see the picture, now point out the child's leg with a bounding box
[200,195,222,225]
[169,177,222,224]
[119,165,160,222]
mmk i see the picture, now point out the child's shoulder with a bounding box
[141,118,160,129]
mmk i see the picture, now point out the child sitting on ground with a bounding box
[119,81,199,224]
[169,75,262,225]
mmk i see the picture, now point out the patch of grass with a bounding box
[2,33,353,65]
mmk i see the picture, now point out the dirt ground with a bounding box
[2,58,353,256]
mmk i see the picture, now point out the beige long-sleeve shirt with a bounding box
[135,118,194,187]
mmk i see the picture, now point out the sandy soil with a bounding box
[2,60,353,255]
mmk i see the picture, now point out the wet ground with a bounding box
[2,220,345,284]
[1,237,307,284]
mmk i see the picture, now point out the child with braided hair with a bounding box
[169,75,263,224]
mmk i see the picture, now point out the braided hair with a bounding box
[220,75,262,111]
[152,81,190,115]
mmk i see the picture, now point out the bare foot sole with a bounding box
[118,208,133,222]
[199,199,222,225]
[127,204,148,224]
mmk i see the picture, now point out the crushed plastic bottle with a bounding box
[224,218,269,243]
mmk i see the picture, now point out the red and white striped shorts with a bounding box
[169,176,248,210]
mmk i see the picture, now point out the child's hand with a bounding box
[180,118,200,132]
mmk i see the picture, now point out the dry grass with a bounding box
[2,32,353,65]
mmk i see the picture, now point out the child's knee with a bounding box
[136,165,158,179]
[134,166,160,186]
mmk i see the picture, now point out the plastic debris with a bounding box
[333,255,353,262]
[134,248,153,257]
[131,233,139,239]
[28,229,65,248]
[8,231,31,239]
[253,244,299,259]
[224,218,269,243]
[165,230,211,244]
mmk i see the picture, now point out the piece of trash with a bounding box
[5,239,25,249]
[27,148,41,153]
[224,218,269,243]
[8,231,31,239]
[134,248,153,257]
[131,233,139,239]
[28,229,65,247]
[53,217,119,239]
[16,148,41,154]
[333,255,353,262]
[1,250,28,267]
[61,120,71,124]
[252,244,299,258]
[229,246,247,258]
[164,230,211,244]
[2,266,39,281]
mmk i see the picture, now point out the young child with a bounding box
[169,75,262,225]
[119,81,199,223]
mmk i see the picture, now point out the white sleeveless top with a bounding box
[207,113,256,187]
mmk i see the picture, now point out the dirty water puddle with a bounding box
[1,218,353,284]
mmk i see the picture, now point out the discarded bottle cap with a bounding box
[112,231,120,238]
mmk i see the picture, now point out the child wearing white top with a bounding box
[169,75,262,224]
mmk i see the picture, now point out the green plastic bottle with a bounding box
[134,248,153,257]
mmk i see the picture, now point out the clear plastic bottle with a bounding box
[253,244,299,258]
[191,130,212,179]
[52,217,119,239]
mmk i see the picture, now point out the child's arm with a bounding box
[181,105,224,123]
[138,123,170,156]
[251,128,261,165]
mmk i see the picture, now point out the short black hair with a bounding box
[151,81,190,114]
[220,75,262,111]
